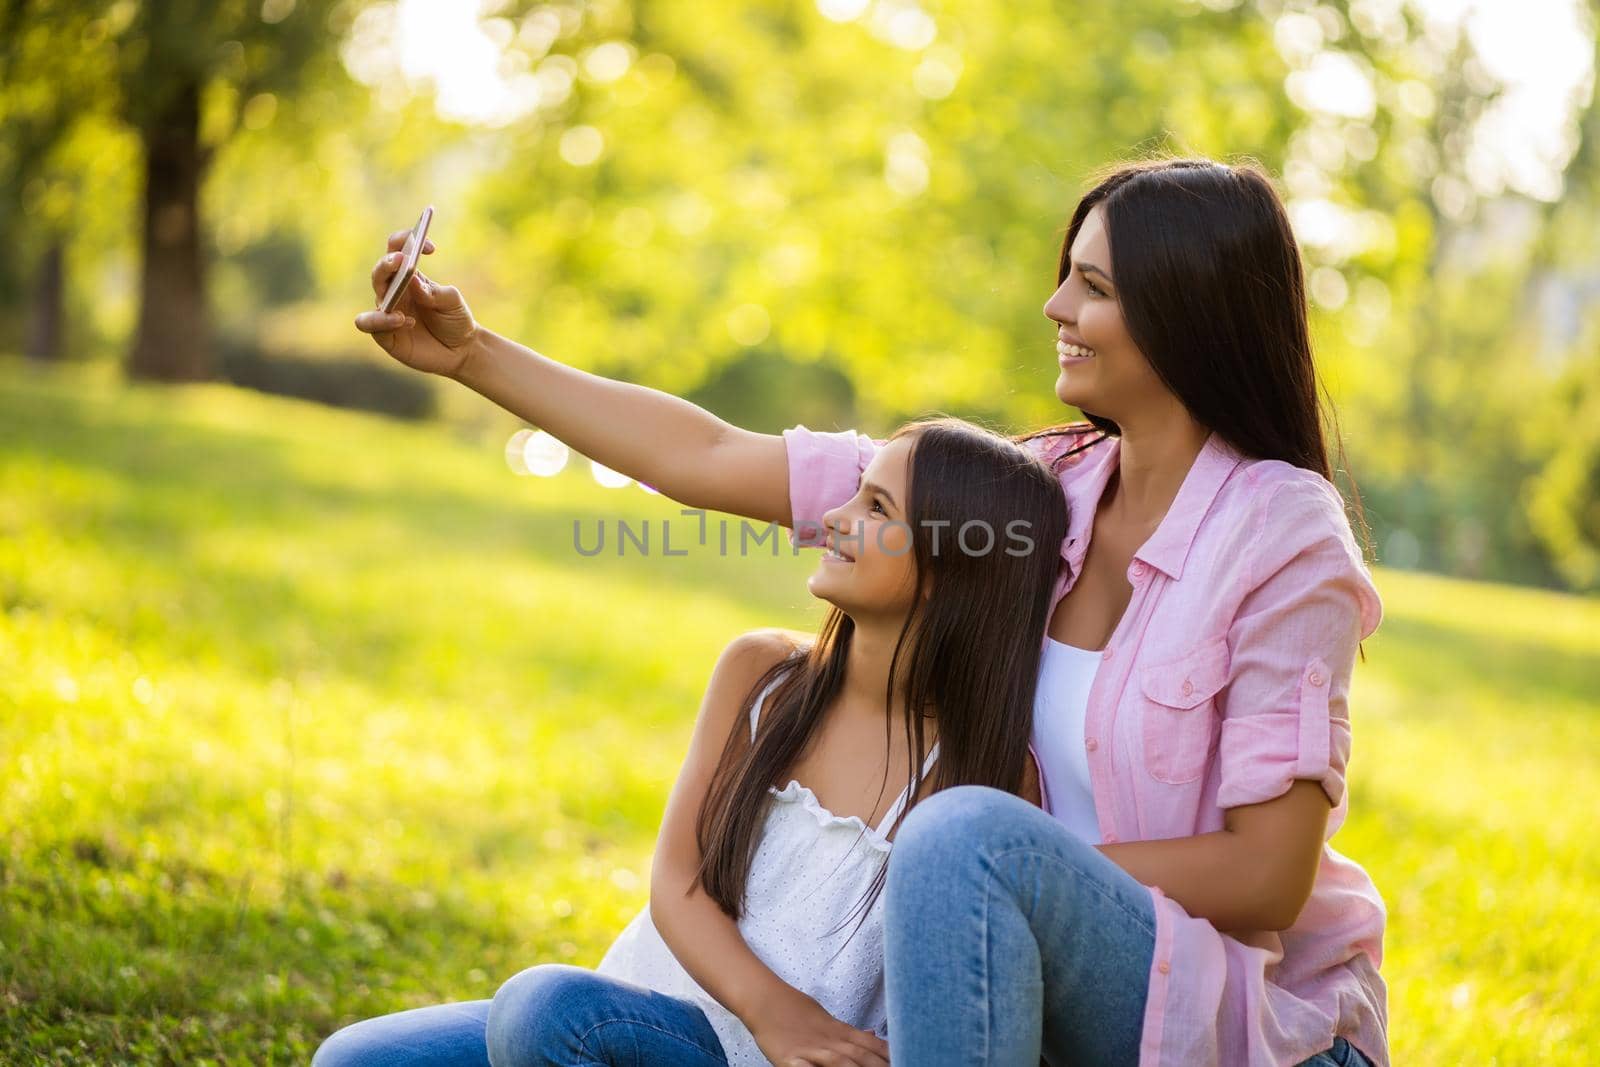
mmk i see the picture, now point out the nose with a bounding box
[1043,277,1075,326]
[821,498,862,541]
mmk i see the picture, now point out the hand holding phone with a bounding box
[356,208,482,378]
[378,205,434,314]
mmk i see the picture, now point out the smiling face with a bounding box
[806,434,921,620]
[1042,203,1173,428]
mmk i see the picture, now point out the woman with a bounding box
[341,155,1385,1067]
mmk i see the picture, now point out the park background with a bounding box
[3,0,1598,1062]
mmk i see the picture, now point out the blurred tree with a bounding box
[1223,0,1594,585]
[1523,25,1600,591]
[1,0,362,380]
[0,1,116,362]
[462,0,1298,427]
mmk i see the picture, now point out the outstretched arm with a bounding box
[356,228,794,525]
[454,327,795,525]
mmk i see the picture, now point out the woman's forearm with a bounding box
[452,325,792,523]
[650,876,798,1028]
[452,325,720,479]
[1098,832,1277,933]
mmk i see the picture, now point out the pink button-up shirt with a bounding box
[782,423,1388,1067]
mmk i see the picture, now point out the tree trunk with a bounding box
[127,76,212,382]
[24,239,64,362]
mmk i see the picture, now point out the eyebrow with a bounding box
[1076,261,1114,286]
[861,479,898,510]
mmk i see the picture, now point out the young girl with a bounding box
[311,416,1068,1067]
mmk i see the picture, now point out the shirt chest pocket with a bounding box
[1138,636,1229,784]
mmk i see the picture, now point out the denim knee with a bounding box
[312,1013,460,1067]
[310,1022,371,1067]
[486,963,597,1067]
[896,784,1034,859]
[888,786,1012,897]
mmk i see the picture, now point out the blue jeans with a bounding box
[883,784,1374,1067]
[313,787,1372,1066]
[310,965,726,1066]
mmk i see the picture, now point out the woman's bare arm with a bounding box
[1097,779,1331,933]
[647,629,800,1024]
[1021,748,1043,807]
[357,232,793,525]
[649,629,890,1064]
[454,327,793,525]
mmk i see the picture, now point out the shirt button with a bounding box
[1104,831,1118,842]
[1130,560,1147,580]
[1102,646,1115,660]
[1158,961,1170,975]
[1180,679,1194,698]
[1085,737,1098,752]
[1308,671,1325,687]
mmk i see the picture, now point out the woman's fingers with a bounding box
[386,229,436,254]
[353,308,411,334]
[851,1036,889,1062]
[852,1029,889,1056]
[370,250,424,300]
[359,227,434,343]
[412,272,460,307]
[372,229,435,301]
[831,1027,889,1061]
[371,251,400,296]
[789,1049,881,1067]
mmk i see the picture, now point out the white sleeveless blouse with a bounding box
[1031,636,1103,843]
[595,668,941,1065]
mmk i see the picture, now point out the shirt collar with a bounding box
[1058,435,1120,575]
[1056,428,1241,585]
[1134,432,1243,580]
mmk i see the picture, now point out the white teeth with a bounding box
[1057,340,1095,358]
[823,546,853,562]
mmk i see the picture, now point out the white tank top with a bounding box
[595,667,941,1065]
[1031,636,1103,844]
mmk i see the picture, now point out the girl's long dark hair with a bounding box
[1017,155,1371,556]
[691,417,1069,943]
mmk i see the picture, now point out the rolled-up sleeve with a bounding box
[781,424,883,548]
[1216,479,1382,812]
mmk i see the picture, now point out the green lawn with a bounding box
[2,357,1596,1064]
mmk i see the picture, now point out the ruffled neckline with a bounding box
[768,780,895,854]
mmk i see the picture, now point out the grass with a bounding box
[2,356,1596,1064]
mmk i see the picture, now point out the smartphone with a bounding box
[378,205,434,314]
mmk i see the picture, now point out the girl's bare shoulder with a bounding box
[701,629,808,736]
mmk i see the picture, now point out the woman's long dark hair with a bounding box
[691,417,1069,943]
[1017,155,1371,555]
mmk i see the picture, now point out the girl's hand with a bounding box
[746,987,889,1067]
[353,228,480,378]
